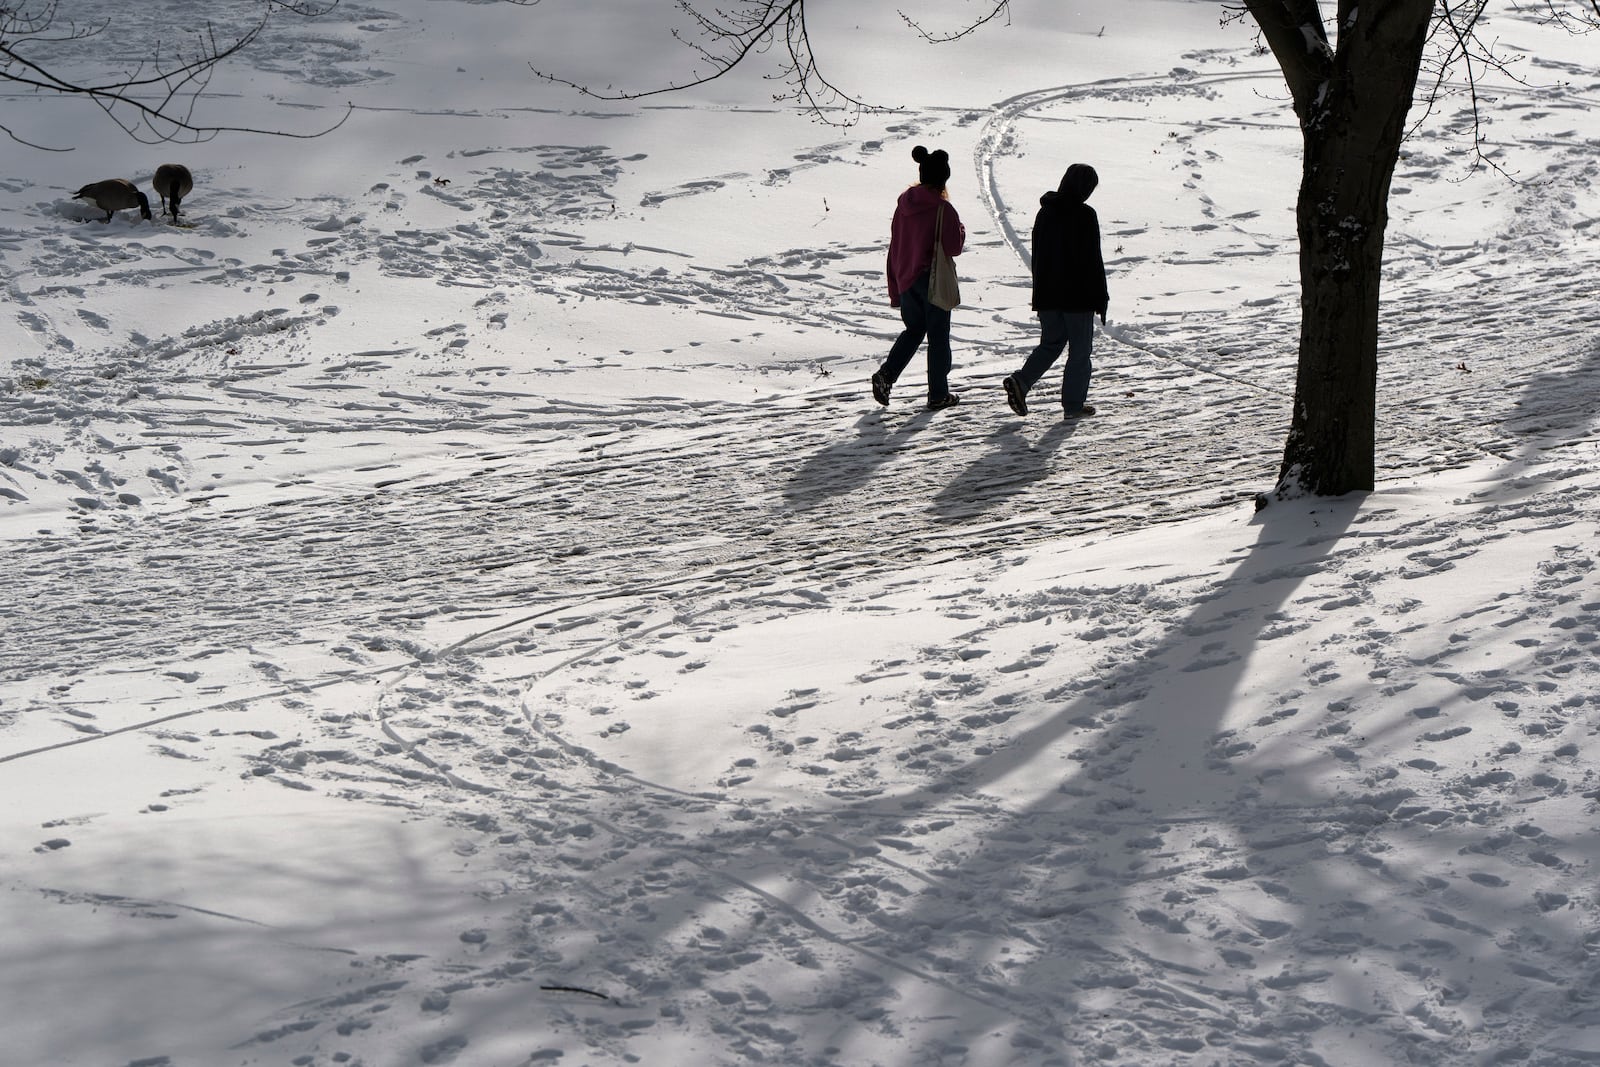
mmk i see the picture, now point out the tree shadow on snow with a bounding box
[588,500,1375,1062]
[0,819,496,1064]
[664,470,1598,1062]
[789,352,1600,1061]
[244,333,1600,1066]
[1489,332,1600,479]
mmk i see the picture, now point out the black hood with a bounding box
[1056,163,1099,204]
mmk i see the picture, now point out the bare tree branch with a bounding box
[1516,0,1600,28]
[0,120,69,149]
[532,0,884,125]
[529,0,1600,138]
[1241,0,1334,121]
[1,0,350,147]
[900,1,1011,45]
[1412,0,1509,176]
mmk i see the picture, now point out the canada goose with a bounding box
[72,179,152,223]
[151,163,194,221]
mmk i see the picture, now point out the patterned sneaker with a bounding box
[1003,376,1028,416]
[871,371,891,406]
[1063,404,1097,419]
[926,393,961,411]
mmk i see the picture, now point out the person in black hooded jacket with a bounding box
[1002,163,1109,418]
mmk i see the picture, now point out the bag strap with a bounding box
[932,203,944,252]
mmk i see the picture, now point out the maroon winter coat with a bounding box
[885,184,965,308]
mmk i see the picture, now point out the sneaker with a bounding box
[1002,376,1028,416]
[871,371,891,406]
[1063,404,1097,419]
[926,393,961,411]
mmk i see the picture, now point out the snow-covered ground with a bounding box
[3,1,1600,1064]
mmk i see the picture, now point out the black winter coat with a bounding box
[1030,174,1109,315]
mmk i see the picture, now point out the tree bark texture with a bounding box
[1247,0,1435,498]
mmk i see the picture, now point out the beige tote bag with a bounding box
[929,204,961,311]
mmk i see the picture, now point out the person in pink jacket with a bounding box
[872,145,966,411]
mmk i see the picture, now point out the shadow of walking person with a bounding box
[781,409,936,510]
[931,420,1080,524]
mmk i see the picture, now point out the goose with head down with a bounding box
[151,163,194,221]
[72,178,152,223]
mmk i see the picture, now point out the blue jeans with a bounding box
[1012,311,1094,412]
[879,273,953,403]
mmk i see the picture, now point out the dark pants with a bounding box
[1012,310,1094,412]
[879,273,953,403]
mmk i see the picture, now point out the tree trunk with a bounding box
[1247,0,1435,500]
